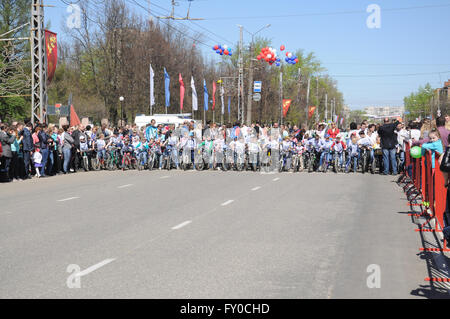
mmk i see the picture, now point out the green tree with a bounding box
[403,83,434,120]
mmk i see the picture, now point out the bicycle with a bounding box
[106,147,120,171]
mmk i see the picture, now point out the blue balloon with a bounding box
[216,50,221,54]
[276,62,281,67]
[285,57,289,62]
[220,52,224,55]
[229,52,233,56]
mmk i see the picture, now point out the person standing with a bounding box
[436,116,450,148]
[378,117,400,175]
[0,124,15,181]
[18,122,33,179]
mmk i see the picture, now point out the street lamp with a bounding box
[242,24,271,126]
[119,96,124,127]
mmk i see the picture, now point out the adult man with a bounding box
[18,122,33,179]
[378,117,400,175]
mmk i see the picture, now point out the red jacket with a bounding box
[327,128,340,139]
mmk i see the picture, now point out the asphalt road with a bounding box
[0,169,449,299]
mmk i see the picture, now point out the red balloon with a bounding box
[224,50,229,55]
[295,58,299,63]
[280,45,285,51]
[214,45,219,50]
[257,55,262,60]
[286,52,289,57]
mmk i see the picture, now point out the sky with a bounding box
[45,0,450,110]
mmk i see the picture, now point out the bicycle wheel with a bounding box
[82,156,89,171]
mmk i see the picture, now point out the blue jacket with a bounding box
[20,127,33,151]
[145,125,157,141]
[422,140,443,169]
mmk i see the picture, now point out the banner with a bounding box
[150,64,155,109]
[203,79,208,111]
[228,96,231,115]
[212,81,216,111]
[282,99,292,118]
[191,76,198,111]
[164,68,170,108]
[340,116,344,126]
[308,106,316,119]
[179,73,185,111]
[334,114,339,123]
[45,30,57,84]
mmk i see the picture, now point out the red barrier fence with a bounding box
[399,145,449,282]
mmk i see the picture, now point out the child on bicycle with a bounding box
[331,135,346,168]
[345,133,359,173]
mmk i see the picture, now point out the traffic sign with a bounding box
[253,81,262,93]
[253,93,261,102]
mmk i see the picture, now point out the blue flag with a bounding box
[164,68,170,107]
[203,79,208,111]
[228,96,231,114]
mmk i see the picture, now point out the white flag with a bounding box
[220,85,225,115]
[191,76,198,111]
[150,64,155,107]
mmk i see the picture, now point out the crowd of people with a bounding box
[1,114,450,182]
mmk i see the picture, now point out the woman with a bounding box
[8,126,21,181]
[62,125,74,173]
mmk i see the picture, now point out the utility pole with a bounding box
[237,25,244,124]
[246,40,254,126]
[305,76,310,128]
[31,0,47,125]
[325,93,328,122]
[315,76,319,123]
[279,67,283,125]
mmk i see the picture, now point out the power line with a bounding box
[203,3,450,20]
[331,70,450,78]
[134,0,234,45]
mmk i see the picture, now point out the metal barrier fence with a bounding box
[399,143,449,282]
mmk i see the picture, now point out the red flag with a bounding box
[212,81,216,111]
[179,73,185,111]
[308,106,316,119]
[70,105,81,127]
[282,99,292,118]
[45,30,57,84]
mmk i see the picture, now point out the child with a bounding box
[346,135,359,173]
[33,150,42,178]
[421,129,443,169]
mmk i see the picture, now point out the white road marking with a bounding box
[76,258,116,277]
[273,177,280,181]
[252,186,261,191]
[171,220,192,230]
[160,176,170,179]
[221,200,234,206]
[118,184,133,189]
[57,197,79,202]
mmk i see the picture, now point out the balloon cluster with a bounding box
[212,44,232,56]
[257,45,298,66]
[256,47,280,66]
[284,51,299,65]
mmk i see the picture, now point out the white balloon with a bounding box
[267,54,272,59]
[288,53,293,58]
[223,44,228,50]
